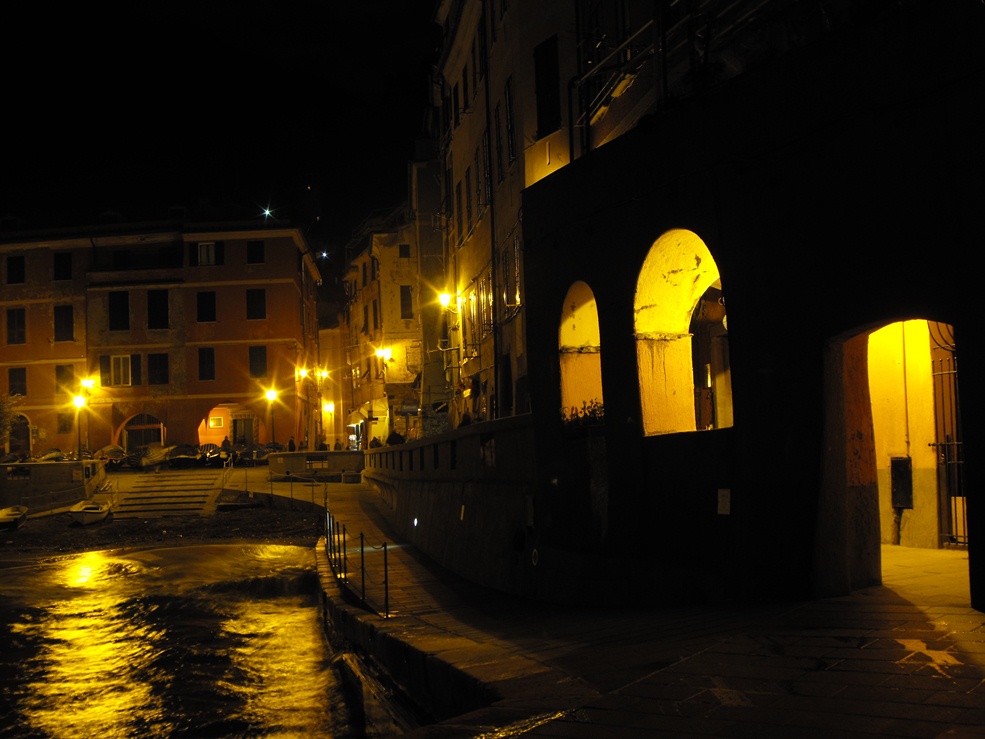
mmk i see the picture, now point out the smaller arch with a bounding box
[559,281,604,423]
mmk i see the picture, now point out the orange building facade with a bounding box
[1,222,322,457]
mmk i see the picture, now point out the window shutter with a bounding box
[189,243,199,267]
[215,241,225,265]
[99,355,111,385]
[131,354,142,385]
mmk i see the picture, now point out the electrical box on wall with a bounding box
[891,456,913,509]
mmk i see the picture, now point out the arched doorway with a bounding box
[559,281,603,421]
[122,414,165,450]
[634,229,732,435]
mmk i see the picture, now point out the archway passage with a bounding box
[817,320,968,598]
[122,413,164,450]
[634,229,732,435]
[559,281,603,421]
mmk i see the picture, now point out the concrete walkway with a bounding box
[225,471,985,738]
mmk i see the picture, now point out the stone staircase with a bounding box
[109,470,224,519]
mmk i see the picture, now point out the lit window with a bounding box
[111,355,131,386]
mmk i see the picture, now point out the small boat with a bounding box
[69,500,111,526]
[36,448,66,462]
[167,443,203,469]
[127,443,175,470]
[0,505,28,529]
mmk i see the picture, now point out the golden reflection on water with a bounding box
[22,551,165,739]
[6,545,340,738]
[224,597,336,735]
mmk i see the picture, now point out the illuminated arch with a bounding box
[559,281,603,419]
[634,229,732,435]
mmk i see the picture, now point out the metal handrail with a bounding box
[325,507,390,619]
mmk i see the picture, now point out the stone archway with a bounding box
[815,320,967,597]
[634,229,732,435]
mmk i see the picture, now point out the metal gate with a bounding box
[929,323,966,546]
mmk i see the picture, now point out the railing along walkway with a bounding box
[325,507,390,618]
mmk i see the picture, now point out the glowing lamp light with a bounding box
[323,402,335,414]
[439,292,452,308]
[265,389,278,402]
[375,347,392,362]
[73,395,87,409]
[298,368,309,379]
[81,378,96,390]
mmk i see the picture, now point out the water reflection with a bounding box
[1,545,350,738]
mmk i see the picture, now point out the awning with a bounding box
[347,409,367,426]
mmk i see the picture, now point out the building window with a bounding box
[453,82,461,127]
[494,104,504,182]
[108,291,130,331]
[505,76,517,163]
[467,290,479,350]
[362,305,369,334]
[371,257,378,282]
[246,289,266,320]
[399,243,411,259]
[455,181,464,243]
[362,262,367,287]
[53,305,75,342]
[197,291,216,322]
[247,239,265,264]
[6,255,25,284]
[479,273,493,336]
[57,413,73,434]
[249,346,267,378]
[208,416,224,429]
[504,235,522,307]
[55,364,75,394]
[462,64,469,107]
[6,308,26,344]
[147,289,169,329]
[99,354,140,386]
[400,286,414,319]
[111,355,132,386]
[471,38,479,89]
[474,146,483,209]
[191,241,224,266]
[8,367,27,396]
[147,353,170,385]
[534,35,561,139]
[465,166,473,231]
[372,300,379,330]
[482,128,492,203]
[53,252,72,281]
[199,348,216,381]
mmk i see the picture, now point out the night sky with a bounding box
[1,2,440,254]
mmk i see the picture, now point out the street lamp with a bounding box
[265,388,278,444]
[73,394,87,456]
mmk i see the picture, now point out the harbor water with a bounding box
[0,544,355,738]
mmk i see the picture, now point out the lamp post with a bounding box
[266,388,278,444]
[323,401,334,448]
[73,394,86,456]
[374,347,392,443]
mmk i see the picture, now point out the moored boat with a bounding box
[69,500,111,525]
[0,505,28,529]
